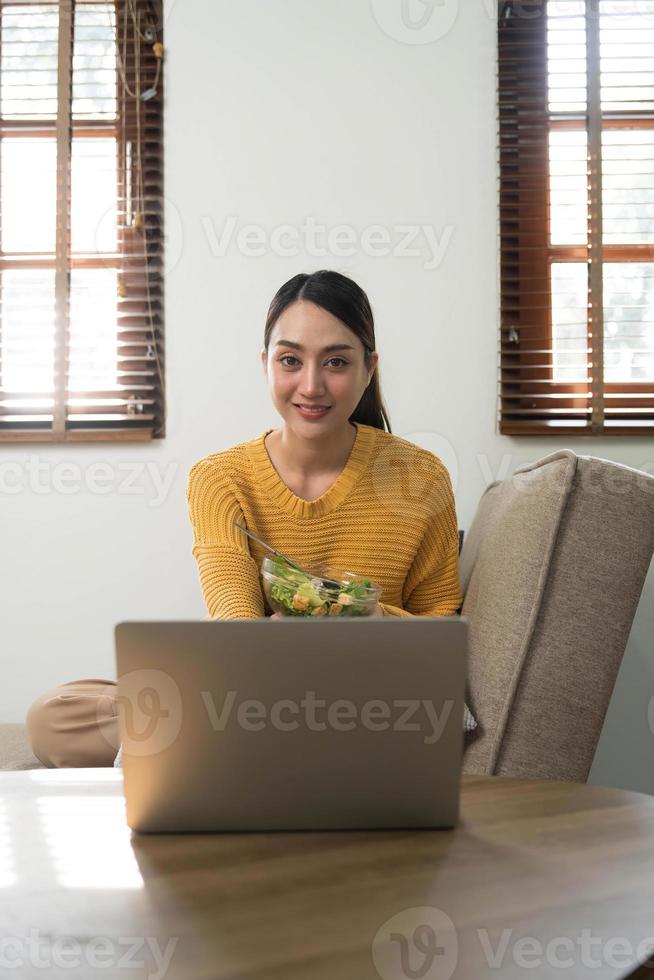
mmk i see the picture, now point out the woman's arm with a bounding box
[380,461,463,618]
[187,460,265,620]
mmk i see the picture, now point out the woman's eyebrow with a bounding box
[274,340,355,352]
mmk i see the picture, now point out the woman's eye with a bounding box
[279,355,347,368]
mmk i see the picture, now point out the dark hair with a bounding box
[263,270,392,433]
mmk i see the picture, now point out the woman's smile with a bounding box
[294,404,331,419]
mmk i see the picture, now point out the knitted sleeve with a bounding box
[187,459,265,620]
[379,458,463,618]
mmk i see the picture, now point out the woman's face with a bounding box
[261,300,378,435]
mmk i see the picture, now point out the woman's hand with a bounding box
[269,605,384,620]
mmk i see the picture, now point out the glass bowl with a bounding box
[261,556,382,618]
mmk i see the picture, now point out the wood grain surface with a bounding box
[1,770,654,979]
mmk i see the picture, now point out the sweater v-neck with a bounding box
[246,421,376,519]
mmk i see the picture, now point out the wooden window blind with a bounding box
[0,0,164,442]
[499,0,654,435]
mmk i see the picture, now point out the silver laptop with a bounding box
[114,618,468,833]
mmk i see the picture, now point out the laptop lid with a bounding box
[115,617,468,833]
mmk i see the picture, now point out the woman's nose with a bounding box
[299,366,326,395]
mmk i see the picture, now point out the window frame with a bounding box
[498,0,654,436]
[0,0,165,442]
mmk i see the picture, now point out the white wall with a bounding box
[3,0,653,794]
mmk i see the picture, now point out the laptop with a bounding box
[114,617,468,833]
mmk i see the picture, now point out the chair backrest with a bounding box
[459,449,654,782]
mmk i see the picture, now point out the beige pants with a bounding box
[26,679,119,768]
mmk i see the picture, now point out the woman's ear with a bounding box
[367,350,379,385]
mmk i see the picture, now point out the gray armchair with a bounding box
[460,449,654,782]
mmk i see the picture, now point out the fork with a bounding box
[231,521,341,590]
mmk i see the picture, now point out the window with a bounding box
[498,0,654,434]
[0,0,164,441]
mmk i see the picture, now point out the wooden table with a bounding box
[2,770,654,980]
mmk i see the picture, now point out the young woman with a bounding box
[189,269,463,622]
[25,270,464,768]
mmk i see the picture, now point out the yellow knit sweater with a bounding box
[187,422,463,620]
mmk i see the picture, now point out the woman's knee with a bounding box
[25,679,119,768]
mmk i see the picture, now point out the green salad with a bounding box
[266,556,374,617]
